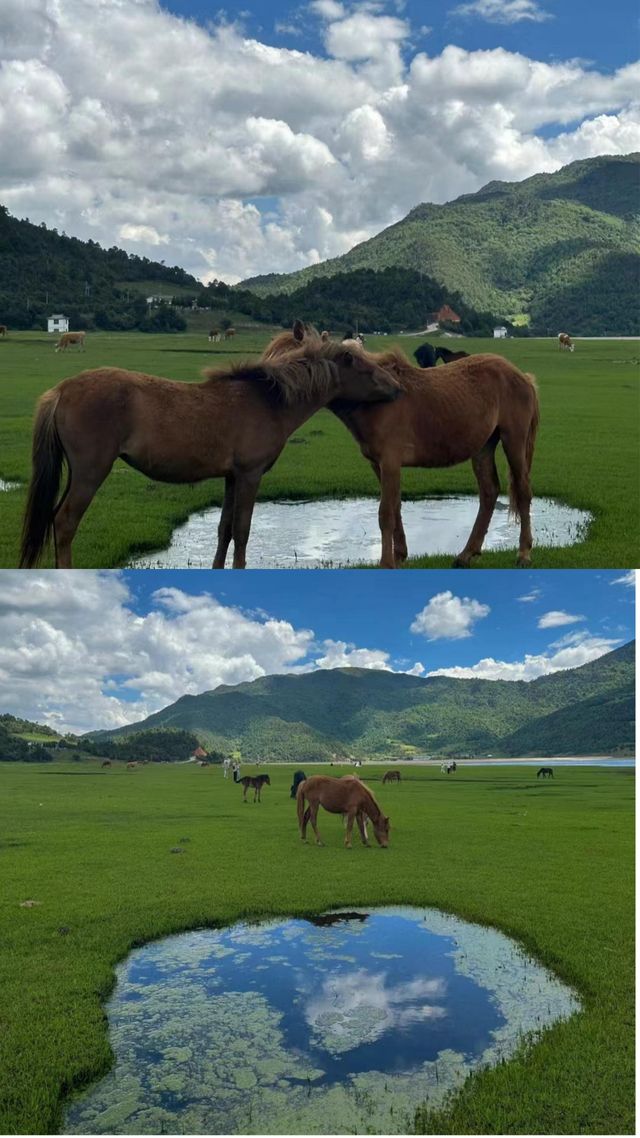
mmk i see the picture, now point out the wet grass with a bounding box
[0,332,637,568]
[0,759,634,1134]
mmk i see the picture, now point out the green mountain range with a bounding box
[241,154,640,334]
[86,641,635,761]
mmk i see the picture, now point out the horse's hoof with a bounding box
[516,555,531,568]
[452,555,470,569]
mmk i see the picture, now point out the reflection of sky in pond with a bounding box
[65,907,581,1135]
[129,494,592,569]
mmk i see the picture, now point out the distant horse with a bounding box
[55,332,85,352]
[264,324,539,569]
[223,328,236,340]
[435,346,469,364]
[413,342,437,368]
[537,767,554,778]
[382,770,401,784]
[20,331,399,569]
[223,757,232,778]
[558,333,574,352]
[296,774,390,848]
[208,329,221,342]
[198,760,210,767]
[126,761,137,769]
[0,325,7,337]
[234,770,271,802]
[290,769,307,799]
[440,761,457,774]
[101,759,111,768]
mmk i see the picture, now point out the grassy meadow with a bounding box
[0,331,637,569]
[0,758,634,1135]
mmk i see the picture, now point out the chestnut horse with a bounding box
[266,326,539,569]
[55,332,85,352]
[296,774,390,848]
[382,770,401,784]
[20,335,399,569]
[558,333,574,352]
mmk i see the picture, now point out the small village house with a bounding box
[493,326,508,339]
[47,314,69,333]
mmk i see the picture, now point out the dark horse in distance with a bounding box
[234,770,271,801]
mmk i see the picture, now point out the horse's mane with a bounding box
[202,334,365,406]
[358,780,386,819]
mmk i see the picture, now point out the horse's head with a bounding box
[373,814,390,848]
[325,344,401,404]
[264,774,271,785]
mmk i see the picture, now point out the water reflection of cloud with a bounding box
[305,969,447,1053]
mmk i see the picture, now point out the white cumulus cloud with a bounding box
[410,591,490,640]
[537,610,585,628]
[427,632,622,681]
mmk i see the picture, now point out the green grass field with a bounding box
[0,759,634,1134]
[0,332,638,568]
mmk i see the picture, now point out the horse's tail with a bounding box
[20,389,66,568]
[296,781,307,828]
[508,372,539,520]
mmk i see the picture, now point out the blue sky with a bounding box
[0,570,632,734]
[165,1,640,72]
[3,0,638,282]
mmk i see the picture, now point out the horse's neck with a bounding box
[360,788,381,821]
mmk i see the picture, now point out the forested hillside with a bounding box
[242,155,640,334]
[86,642,635,761]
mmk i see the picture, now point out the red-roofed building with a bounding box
[433,305,461,324]
[192,746,207,759]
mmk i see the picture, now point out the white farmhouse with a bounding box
[493,326,508,339]
[47,314,69,334]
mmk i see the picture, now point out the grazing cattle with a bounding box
[234,770,271,802]
[382,770,401,784]
[290,769,307,799]
[0,325,7,337]
[537,767,554,778]
[558,332,574,352]
[55,332,85,352]
[414,342,437,369]
[223,327,236,340]
[208,329,221,343]
[265,323,539,569]
[20,330,399,570]
[296,774,390,848]
[101,760,111,768]
[435,346,470,364]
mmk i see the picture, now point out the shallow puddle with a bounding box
[64,906,580,1135]
[129,495,591,569]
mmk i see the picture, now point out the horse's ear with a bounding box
[293,320,305,342]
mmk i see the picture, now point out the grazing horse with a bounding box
[264,325,539,569]
[434,346,470,364]
[101,760,111,768]
[537,767,554,778]
[208,329,221,343]
[223,328,236,340]
[55,332,85,352]
[296,774,390,848]
[0,325,7,337]
[382,770,401,784]
[558,333,574,352]
[290,769,307,799]
[414,342,437,369]
[234,770,271,802]
[126,761,137,769]
[20,332,399,569]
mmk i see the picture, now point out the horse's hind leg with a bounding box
[453,436,500,568]
[501,432,533,567]
[377,461,402,569]
[309,803,324,846]
[53,455,115,568]
[212,474,235,569]
[300,804,311,841]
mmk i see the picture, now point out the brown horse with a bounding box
[101,759,111,768]
[382,770,401,784]
[223,328,236,340]
[558,332,574,352]
[208,329,221,343]
[296,774,390,848]
[0,325,7,337]
[55,332,85,352]
[19,335,399,569]
[266,326,539,569]
[235,771,271,802]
